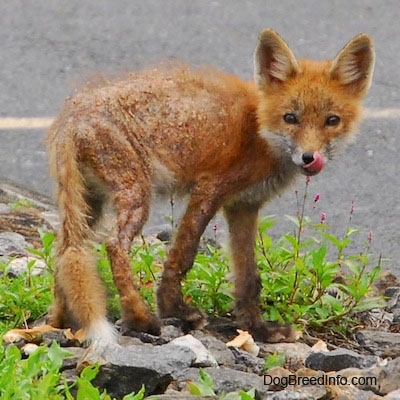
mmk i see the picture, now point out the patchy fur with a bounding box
[46,29,374,343]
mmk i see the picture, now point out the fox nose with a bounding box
[302,152,314,165]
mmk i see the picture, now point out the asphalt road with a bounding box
[1,1,399,273]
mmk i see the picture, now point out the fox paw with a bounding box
[248,321,300,343]
[158,300,206,332]
[122,311,161,336]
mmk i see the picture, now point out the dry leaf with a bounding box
[226,329,260,356]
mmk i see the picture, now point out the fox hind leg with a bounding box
[157,183,223,330]
[105,182,161,335]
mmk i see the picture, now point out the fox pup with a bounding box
[46,29,374,344]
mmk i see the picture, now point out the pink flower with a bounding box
[320,212,326,224]
[314,193,320,203]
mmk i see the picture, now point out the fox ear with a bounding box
[330,34,375,96]
[254,29,300,88]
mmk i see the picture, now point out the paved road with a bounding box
[1,0,399,273]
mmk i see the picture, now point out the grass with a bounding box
[0,176,386,398]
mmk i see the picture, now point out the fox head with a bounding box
[254,29,375,175]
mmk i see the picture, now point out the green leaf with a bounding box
[123,385,146,400]
[80,364,100,382]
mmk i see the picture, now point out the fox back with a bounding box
[46,29,374,345]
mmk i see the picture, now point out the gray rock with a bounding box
[177,367,268,399]
[170,334,218,367]
[0,231,29,256]
[260,342,313,371]
[230,347,264,374]
[92,342,196,398]
[384,287,400,305]
[305,348,379,372]
[356,329,400,357]
[192,330,236,367]
[384,388,400,399]
[160,323,185,342]
[267,385,327,400]
[6,256,47,277]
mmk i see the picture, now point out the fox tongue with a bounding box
[303,151,325,173]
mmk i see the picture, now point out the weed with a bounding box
[0,259,53,332]
[184,244,234,316]
[256,177,384,333]
[187,368,256,399]
[263,353,286,372]
[8,199,34,210]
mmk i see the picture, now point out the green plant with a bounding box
[0,341,72,399]
[256,177,384,333]
[187,368,256,399]
[263,353,286,372]
[8,199,34,210]
[184,244,234,316]
[0,341,145,400]
[0,261,53,333]
[27,229,56,271]
[95,238,165,320]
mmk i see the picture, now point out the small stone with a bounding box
[263,366,292,391]
[177,367,268,399]
[384,388,400,399]
[356,329,400,357]
[260,342,313,371]
[170,334,218,367]
[192,330,236,367]
[230,347,264,374]
[305,348,379,372]
[0,231,29,256]
[6,256,47,277]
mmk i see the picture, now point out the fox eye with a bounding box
[283,113,299,125]
[325,115,341,126]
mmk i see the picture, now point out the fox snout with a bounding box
[299,151,326,175]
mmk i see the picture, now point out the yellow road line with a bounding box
[364,108,400,119]
[0,117,53,130]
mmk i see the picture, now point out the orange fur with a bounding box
[46,29,374,344]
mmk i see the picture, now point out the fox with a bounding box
[46,29,374,345]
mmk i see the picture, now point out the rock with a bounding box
[88,342,196,398]
[229,347,264,373]
[263,366,292,391]
[378,357,400,394]
[356,329,400,357]
[0,231,29,256]
[331,367,381,394]
[191,330,236,367]
[327,385,383,400]
[177,367,268,398]
[260,342,313,371]
[170,334,218,367]
[305,348,380,372]
[373,271,400,294]
[384,388,400,399]
[160,323,185,342]
[6,256,47,277]
[384,287,400,311]
[267,385,327,400]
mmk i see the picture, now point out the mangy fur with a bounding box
[46,29,374,345]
